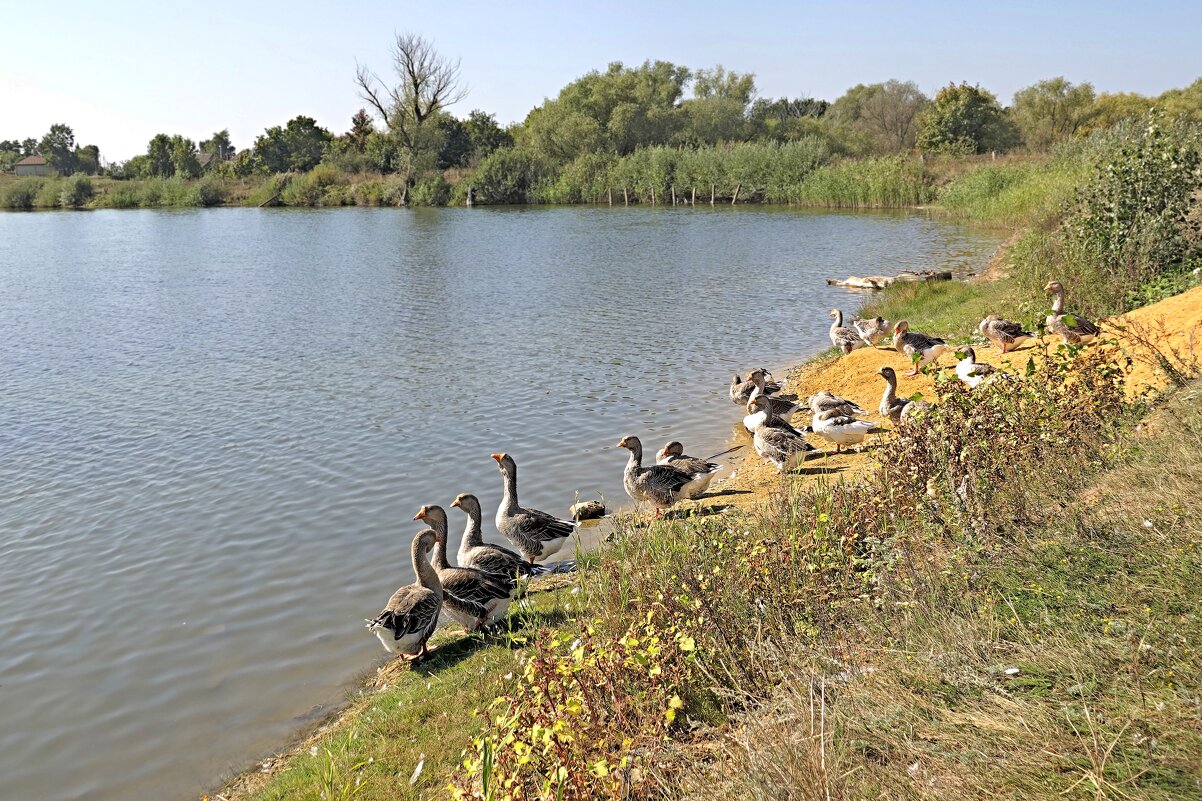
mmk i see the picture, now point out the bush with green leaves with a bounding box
[1014,112,1202,314]
[2,178,41,209]
[57,173,94,208]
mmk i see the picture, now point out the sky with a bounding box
[3,0,1201,162]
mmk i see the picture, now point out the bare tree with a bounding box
[355,33,468,177]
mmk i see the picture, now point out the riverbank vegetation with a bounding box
[6,33,1202,211]
[214,63,1202,801]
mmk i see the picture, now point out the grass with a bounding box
[216,582,583,801]
[856,277,1027,341]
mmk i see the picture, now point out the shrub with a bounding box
[35,179,62,208]
[57,173,94,208]
[409,174,451,206]
[2,178,41,210]
[280,164,344,206]
[194,176,228,207]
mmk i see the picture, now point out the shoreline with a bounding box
[210,227,1202,797]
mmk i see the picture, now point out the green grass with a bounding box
[855,276,1028,341]
[220,584,582,801]
[937,159,1085,227]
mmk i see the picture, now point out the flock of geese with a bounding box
[367,280,1098,662]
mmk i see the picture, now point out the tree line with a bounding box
[6,33,1202,206]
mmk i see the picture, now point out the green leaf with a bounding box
[908,392,924,402]
[1061,313,1079,327]
[1025,358,1036,377]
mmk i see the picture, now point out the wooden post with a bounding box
[650,186,656,205]
[731,183,741,205]
[691,186,696,206]
[710,184,715,206]
[465,185,475,207]
[608,188,612,206]
[623,187,628,206]
[671,185,676,206]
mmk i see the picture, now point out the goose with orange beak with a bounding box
[491,453,576,564]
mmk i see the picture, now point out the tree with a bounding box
[347,109,374,152]
[146,133,174,176]
[1082,92,1153,134]
[39,123,78,174]
[20,137,38,155]
[253,116,332,173]
[434,113,472,168]
[518,60,690,162]
[0,140,21,172]
[463,110,512,161]
[1156,77,1202,124]
[170,135,201,178]
[829,80,929,153]
[917,83,1017,154]
[355,32,468,180]
[75,144,101,175]
[199,129,235,161]
[1011,77,1096,150]
[679,65,756,145]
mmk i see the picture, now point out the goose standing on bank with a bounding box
[654,441,722,497]
[853,316,891,347]
[450,493,532,580]
[416,504,514,631]
[729,368,778,405]
[893,320,948,375]
[809,395,876,453]
[746,394,816,470]
[1044,281,1100,345]
[365,529,443,660]
[492,453,577,564]
[978,315,1035,353]
[954,347,1004,389]
[617,435,697,514]
[807,389,868,417]
[877,366,914,425]
[742,385,802,432]
[829,309,866,354]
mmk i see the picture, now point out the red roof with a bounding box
[15,155,46,166]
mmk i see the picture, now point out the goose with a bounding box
[829,309,866,354]
[978,315,1035,353]
[1044,281,1100,345]
[893,320,948,375]
[811,408,876,453]
[729,368,779,405]
[751,368,784,395]
[852,315,891,347]
[741,386,802,432]
[877,366,913,425]
[746,394,816,470]
[653,441,722,497]
[616,435,698,514]
[807,389,867,417]
[416,504,514,631]
[449,493,532,580]
[954,346,1005,389]
[365,529,443,660]
[492,453,577,563]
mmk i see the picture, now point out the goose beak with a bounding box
[413,510,425,521]
[450,498,461,509]
[615,438,626,448]
[490,453,503,462]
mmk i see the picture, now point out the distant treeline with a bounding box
[5,34,1202,210]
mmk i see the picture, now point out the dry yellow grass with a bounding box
[706,284,1202,513]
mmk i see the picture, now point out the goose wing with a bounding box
[513,506,576,544]
[759,426,814,456]
[903,331,945,351]
[987,318,1027,339]
[440,566,513,612]
[369,586,440,642]
[636,464,695,498]
[668,455,720,475]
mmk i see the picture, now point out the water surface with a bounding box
[0,206,1001,800]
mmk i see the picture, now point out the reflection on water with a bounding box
[0,206,1000,800]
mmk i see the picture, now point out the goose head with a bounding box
[893,320,911,335]
[490,452,516,478]
[656,440,684,461]
[449,492,481,516]
[413,504,448,534]
[1044,280,1064,294]
[878,366,897,384]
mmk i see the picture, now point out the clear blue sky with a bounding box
[3,0,1200,161]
